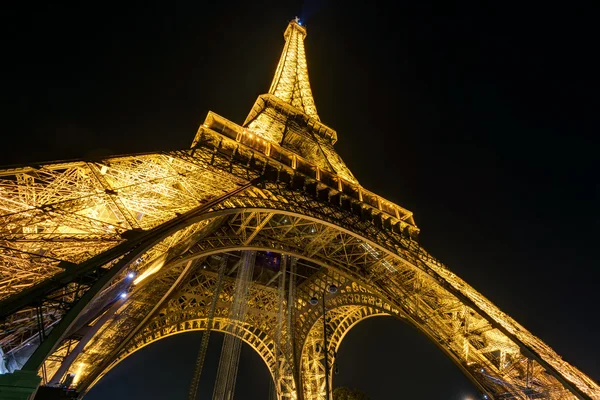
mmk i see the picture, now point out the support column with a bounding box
[213,251,257,400]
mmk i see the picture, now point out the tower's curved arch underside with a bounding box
[1,18,597,400]
[35,198,591,400]
[86,319,277,396]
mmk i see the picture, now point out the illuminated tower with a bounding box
[0,18,598,400]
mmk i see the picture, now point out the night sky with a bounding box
[2,1,599,399]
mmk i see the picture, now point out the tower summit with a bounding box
[267,17,319,119]
[195,18,358,183]
[241,18,358,183]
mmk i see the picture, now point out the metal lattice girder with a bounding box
[213,251,256,400]
[23,180,595,398]
[80,263,295,397]
[188,256,227,400]
[267,19,318,120]
[240,18,357,183]
[273,255,288,395]
[1,18,598,400]
[0,146,257,371]
[23,183,593,398]
[0,150,252,302]
[41,206,596,399]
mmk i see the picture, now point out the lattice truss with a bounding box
[243,98,356,184]
[0,138,597,399]
[0,149,249,361]
[0,153,243,298]
[268,19,318,120]
[241,19,357,184]
[29,198,598,400]
[75,255,297,398]
[1,17,598,400]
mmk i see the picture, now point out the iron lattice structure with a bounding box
[0,19,598,400]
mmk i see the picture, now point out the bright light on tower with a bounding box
[72,363,85,385]
[120,292,127,299]
[127,272,135,279]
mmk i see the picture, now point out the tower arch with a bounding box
[0,17,597,400]
[84,319,279,398]
[34,203,598,399]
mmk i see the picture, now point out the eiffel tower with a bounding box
[0,18,598,400]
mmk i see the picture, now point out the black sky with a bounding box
[2,1,599,399]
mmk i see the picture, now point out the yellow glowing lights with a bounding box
[3,18,598,400]
[71,363,85,386]
[133,254,166,285]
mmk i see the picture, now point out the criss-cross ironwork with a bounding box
[0,18,597,400]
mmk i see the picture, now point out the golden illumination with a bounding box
[71,363,85,386]
[1,18,598,400]
[132,255,165,285]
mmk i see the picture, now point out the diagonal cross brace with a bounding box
[13,181,255,373]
